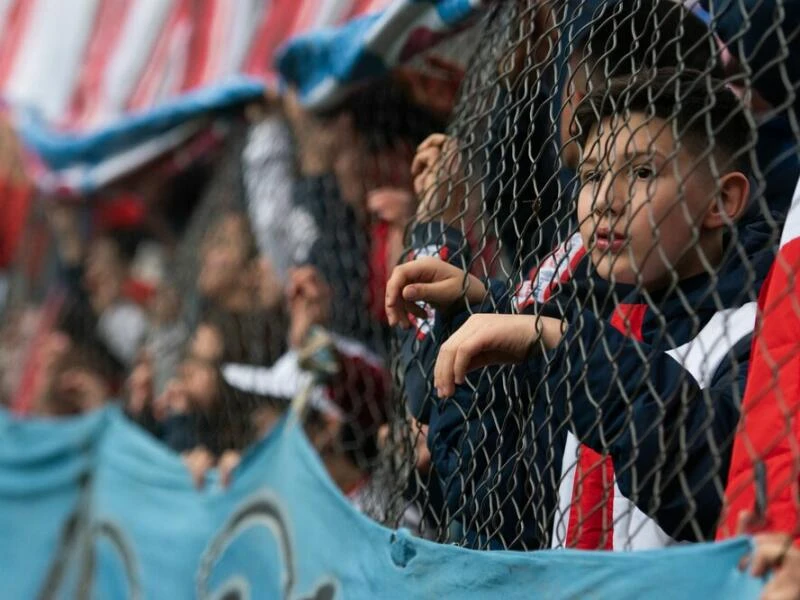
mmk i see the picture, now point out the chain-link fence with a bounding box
[2,0,799,572]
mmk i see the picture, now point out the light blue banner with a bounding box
[0,407,765,599]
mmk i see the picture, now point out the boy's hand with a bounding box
[385,257,486,328]
[411,134,466,224]
[433,314,565,397]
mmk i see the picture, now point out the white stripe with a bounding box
[314,0,355,27]
[222,356,343,420]
[5,0,100,122]
[612,489,675,551]
[328,333,384,369]
[665,301,757,390]
[779,177,800,249]
[219,0,265,76]
[99,0,174,122]
[551,432,579,548]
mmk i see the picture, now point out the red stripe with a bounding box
[0,183,32,269]
[243,1,305,77]
[127,0,188,111]
[566,302,647,549]
[565,445,615,549]
[610,303,648,342]
[66,0,133,127]
[0,0,36,88]
[346,0,375,19]
[181,0,219,91]
[11,292,65,416]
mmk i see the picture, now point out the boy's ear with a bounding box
[703,171,750,230]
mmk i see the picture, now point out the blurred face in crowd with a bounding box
[190,323,224,363]
[83,237,125,312]
[576,112,745,290]
[198,213,254,300]
[38,332,109,416]
[337,134,416,211]
[177,323,224,411]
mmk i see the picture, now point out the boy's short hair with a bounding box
[574,69,753,174]
[573,0,724,83]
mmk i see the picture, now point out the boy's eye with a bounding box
[632,165,655,180]
[580,170,603,184]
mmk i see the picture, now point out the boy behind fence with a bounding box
[388,69,771,550]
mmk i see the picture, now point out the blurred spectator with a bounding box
[47,203,148,369]
[284,81,446,348]
[196,210,288,366]
[32,331,113,417]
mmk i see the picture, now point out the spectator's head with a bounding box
[560,0,723,167]
[83,235,127,313]
[177,321,225,411]
[574,69,751,290]
[327,81,446,207]
[197,212,258,307]
[37,332,116,417]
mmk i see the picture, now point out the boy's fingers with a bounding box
[403,299,428,321]
[385,269,410,327]
[453,340,479,386]
[402,280,453,307]
[386,262,426,325]
[410,153,428,178]
[435,325,470,396]
[411,147,441,179]
[417,133,449,152]
[434,341,454,397]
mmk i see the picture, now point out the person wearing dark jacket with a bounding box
[387,69,772,551]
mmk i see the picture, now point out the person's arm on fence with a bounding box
[431,309,746,542]
[389,222,479,421]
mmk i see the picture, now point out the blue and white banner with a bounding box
[0,407,766,599]
[276,0,485,111]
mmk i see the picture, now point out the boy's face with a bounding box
[198,214,251,299]
[576,113,715,289]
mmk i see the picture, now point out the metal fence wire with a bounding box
[3,0,800,561]
[381,0,800,551]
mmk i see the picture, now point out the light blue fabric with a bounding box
[16,75,265,170]
[0,406,767,599]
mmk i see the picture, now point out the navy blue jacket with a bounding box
[397,219,773,550]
